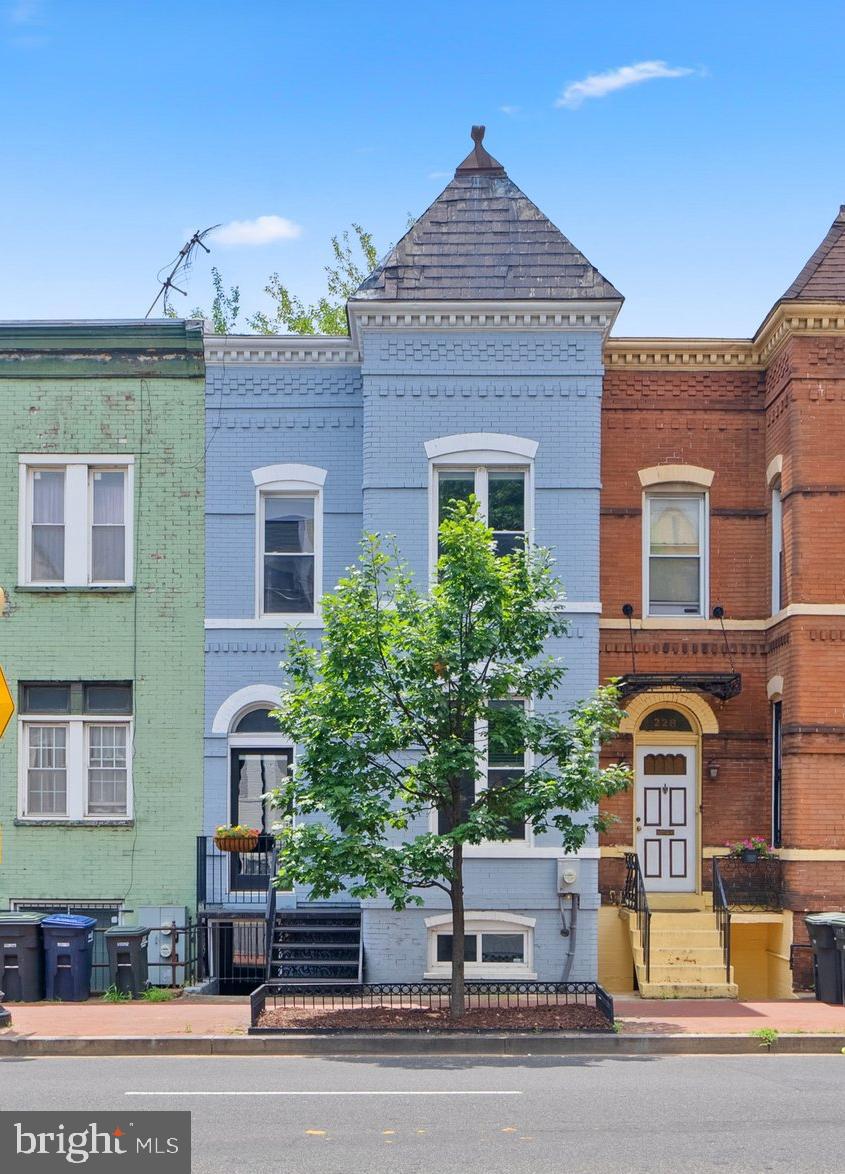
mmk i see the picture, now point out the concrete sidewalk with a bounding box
[1,994,844,1040]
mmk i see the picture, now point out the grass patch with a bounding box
[140,987,175,1003]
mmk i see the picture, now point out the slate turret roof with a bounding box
[781,205,845,302]
[353,127,621,303]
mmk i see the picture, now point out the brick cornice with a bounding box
[605,305,845,369]
[754,300,845,363]
[204,334,360,365]
[604,337,759,369]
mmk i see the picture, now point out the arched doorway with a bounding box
[633,703,701,893]
[228,705,291,893]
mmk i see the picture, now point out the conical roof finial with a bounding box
[455,125,505,176]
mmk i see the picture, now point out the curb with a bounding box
[1,1032,844,1057]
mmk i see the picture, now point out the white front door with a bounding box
[635,744,697,892]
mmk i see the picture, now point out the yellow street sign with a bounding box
[0,665,14,739]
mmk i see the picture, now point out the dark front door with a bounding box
[229,748,292,892]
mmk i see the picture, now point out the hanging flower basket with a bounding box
[215,825,261,853]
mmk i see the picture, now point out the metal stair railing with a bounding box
[622,852,652,984]
[712,856,732,984]
[263,846,279,983]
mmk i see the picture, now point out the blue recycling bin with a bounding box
[42,914,98,1002]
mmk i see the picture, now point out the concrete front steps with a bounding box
[624,909,738,999]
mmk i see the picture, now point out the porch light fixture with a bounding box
[707,760,720,780]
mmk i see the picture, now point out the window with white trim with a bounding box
[436,699,528,841]
[252,465,326,619]
[436,468,528,556]
[425,913,536,978]
[20,457,132,587]
[19,682,133,820]
[426,434,537,571]
[644,491,707,616]
[771,481,784,613]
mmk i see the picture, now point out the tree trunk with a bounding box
[449,840,465,1019]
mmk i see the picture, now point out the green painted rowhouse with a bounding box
[0,321,205,956]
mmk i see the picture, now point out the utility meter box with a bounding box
[557,858,580,893]
[138,906,188,987]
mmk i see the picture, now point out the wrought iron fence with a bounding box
[714,856,783,911]
[250,980,615,1030]
[197,835,276,907]
[622,851,651,983]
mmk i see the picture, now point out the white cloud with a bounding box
[556,60,697,109]
[499,105,520,116]
[428,170,451,180]
[212,215,302,247]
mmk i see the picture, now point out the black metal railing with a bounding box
[197,835,276,906]
[264,846,279,983]
[250,980,615,1030]
[622,851,651,984]
[715,855,783,911]
[712,856,732,984]
[89,922,201,993]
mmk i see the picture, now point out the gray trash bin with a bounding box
[0,913,45,1002]
[805,913,845,1004]
[105,926,150,998]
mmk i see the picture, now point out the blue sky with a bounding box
[1,0,842,335]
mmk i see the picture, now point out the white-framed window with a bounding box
[771,481,784,613]
[424,911,536,979]
[644,490,708,617]
[19,456,133,587]
[425,434,538,572]
[252,464,326,620]
[435,699,530,843]
[18,682,133,820]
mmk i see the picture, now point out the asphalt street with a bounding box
[1,1052,842,1173]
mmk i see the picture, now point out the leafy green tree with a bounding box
[189,267,241,334]
[270,500,630,1018]
[247,224,378,335]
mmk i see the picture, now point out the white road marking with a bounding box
[126,1090,523,1097]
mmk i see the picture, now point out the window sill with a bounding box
[16,585,135,594]
[205,615,323,629]
[425,968,537,981]
[15,818,134,827]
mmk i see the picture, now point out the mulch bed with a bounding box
[257,1003,609,1032]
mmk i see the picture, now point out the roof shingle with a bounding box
[353,129,621,304]
[781,206,845,302]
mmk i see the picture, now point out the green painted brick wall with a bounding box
[0,322,205,921]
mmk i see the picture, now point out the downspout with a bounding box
[560,893,580,981]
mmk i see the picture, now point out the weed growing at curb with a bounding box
[751,1027,779,1050]
[141,987,175,1003]
[102,985,131,1004]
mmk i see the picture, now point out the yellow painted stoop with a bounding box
[621,908,738,999]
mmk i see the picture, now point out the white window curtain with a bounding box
[91,470,126,582]
[27,725,68,814]
[31,469,65,581]
[87,724,128,814]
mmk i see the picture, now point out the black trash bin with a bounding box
[105,927,150,998]
[0,913,45,1002]
[805,913,845,1004]
[42,914,97,1002]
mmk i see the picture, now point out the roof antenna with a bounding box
[145,225,220,318]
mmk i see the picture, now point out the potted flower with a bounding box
[725,836,772,864]
[215,823,261,853]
